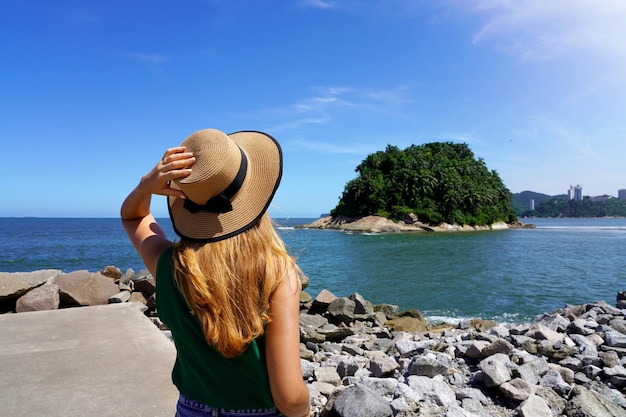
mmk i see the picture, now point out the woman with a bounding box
[121,129,310,417]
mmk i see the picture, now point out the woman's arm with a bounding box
[121,146,195,276]
[264,268,311,417]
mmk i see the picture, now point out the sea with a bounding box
[1,217,625,324]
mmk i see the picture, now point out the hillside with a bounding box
[511,190,566,214]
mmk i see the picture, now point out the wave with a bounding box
[538,226,626,231]
[426,311,531,325]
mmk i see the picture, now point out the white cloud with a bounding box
[292,85,413,115]
[447,0,626,61]
[299,0,335,9]
[269,117,331,132]
[289,138,373,155]
[124,53,168,64]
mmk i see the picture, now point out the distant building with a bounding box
[619,189,626,200]
[591,195,610,202]
[530,199,535,211]
[568,185,583,201]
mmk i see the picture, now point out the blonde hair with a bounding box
[172,214,302,358]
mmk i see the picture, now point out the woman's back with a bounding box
[156,246,275,409]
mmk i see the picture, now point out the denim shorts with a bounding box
[176,394,284,417]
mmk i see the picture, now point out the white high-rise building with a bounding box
[568,185,583,201]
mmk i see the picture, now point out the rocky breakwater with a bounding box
[5,268,626,417]
[299,289,626,417]
[0,267,157,315]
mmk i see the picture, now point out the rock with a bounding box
[600,351,620,368]
[132,275,156,296]
[463,340,490,359]
[312,289,337,310]
[108,290,131,303]
[406,375,456,407]
[548,363,575,384]
[479,354,513,388]
[385,316,428,333]
[408,352,449,377]
[300,313,329,329]
[518,394,552,417]
[360,377,398,397]
[525,323,564,345]
[101,265,122,281]
[401,212,418,225]
[15,284,60,312]
[300,291,312,304]
[301,358,315,380]
[369,353,400,377]
[348,293,374,315]
[314,366,341,387]
[0,270,61,304]
[470,318,497,332]
[570,333,599,357]
[455,387,490,405]
[539,369,572,396]
[515,356,549,385]
[395,339,434,357]
[605,329,626,348]
[328,298,357,324]
[336,356,360,378]
[129,291,148,304]
[481,338,514,356]
[332,384,393,417]
[534,312,570,332]
[500,377,534,401]
[565,385,626,417]
[374,303,399,318]
[54,270,120,306]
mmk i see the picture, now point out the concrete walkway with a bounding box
[0,303,178,417]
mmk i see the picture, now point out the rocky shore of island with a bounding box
[2,268,626,417]
[298,215,534,234]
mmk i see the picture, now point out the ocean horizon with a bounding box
[2,216,625,323]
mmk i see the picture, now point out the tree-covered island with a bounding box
[313,142,519,231]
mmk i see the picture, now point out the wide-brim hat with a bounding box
[168,128,282,242]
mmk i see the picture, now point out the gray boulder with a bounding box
[539,369,571,396]
[332,384,393,417]
[132,274,156,296]
[565,385,626,417]
[369,353,400,377]
[55,270,120,306]
[328,298,357,324]
[15,284,60,312]
[408,352,449,377]
[518,394,552,417]
[407,375,456,407]
[0,270,60,303]
[479,354,513,388]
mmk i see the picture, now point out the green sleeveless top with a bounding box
[156,247,275,409]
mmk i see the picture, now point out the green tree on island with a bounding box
[331,142,517,226]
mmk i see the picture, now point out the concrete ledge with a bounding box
[0,303,178,417]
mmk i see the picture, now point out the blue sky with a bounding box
[2,0,626,218]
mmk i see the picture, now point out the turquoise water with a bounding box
[2,217,625,322]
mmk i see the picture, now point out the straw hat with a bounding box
[167,128,282,242]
